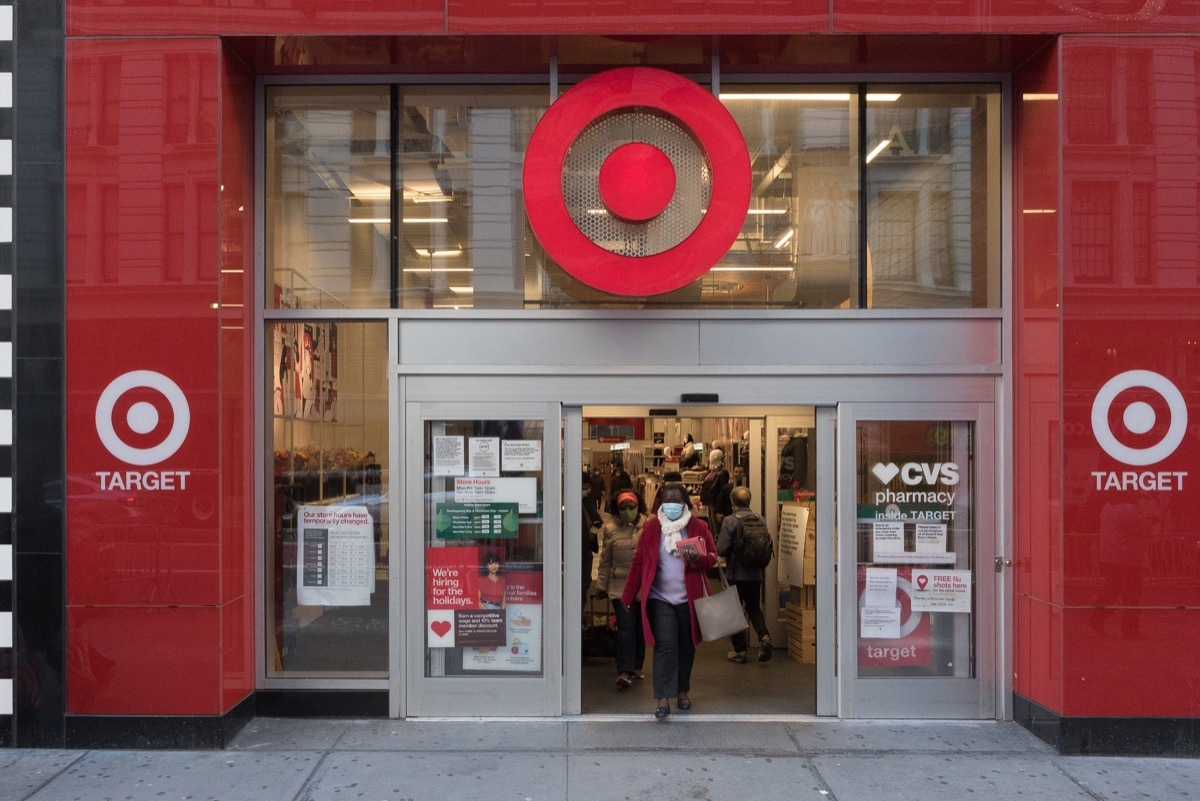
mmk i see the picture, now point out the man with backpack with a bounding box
[715,486,775,663]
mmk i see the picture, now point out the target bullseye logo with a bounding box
[95,370,190,466]
[598,143,677,223]
[523,67,751,296]
[1091,370,1186,466]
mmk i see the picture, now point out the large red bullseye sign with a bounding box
[523,68,752,297]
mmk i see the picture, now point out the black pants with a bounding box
[730,579,769,653]
[647,598,695,699]
[612,599,645,675]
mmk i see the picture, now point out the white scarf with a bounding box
[658,506,692,557]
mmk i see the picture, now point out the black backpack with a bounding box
[732,511,774,570]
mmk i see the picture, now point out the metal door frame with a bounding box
[402,400,563,716]
[836,401,998,719]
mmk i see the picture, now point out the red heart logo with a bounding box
[431,620,452,638]
[916,575,929,590]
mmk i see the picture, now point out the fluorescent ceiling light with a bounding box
[352,187,392,200]
[402,267,473,274]
[865,138,892,163]
[1022,93,1059,101]
[349,217,390,224]
[1023,209,1057,214]
[448,286,474,294]
[772,228,795,249]
[433,303,473,309]
[710,266,794,272]
[747,209,787,215]
[720,92,900,102]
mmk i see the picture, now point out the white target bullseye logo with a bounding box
[1091,369,1187,466]
[95,371,190,466]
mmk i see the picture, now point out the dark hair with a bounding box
[663,470,683,482]
[481,551,503,573]
[659,482,692,508]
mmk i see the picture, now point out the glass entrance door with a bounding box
[836,402,997,718]
[404,402,562,716]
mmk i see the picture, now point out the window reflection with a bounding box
[264,83,1000,310]
[267,322,389,677]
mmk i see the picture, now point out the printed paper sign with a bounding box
[455,477,538,513]
[860,605,902,639]
[915,523,947,553]
[464,569,543,672]
[454,609,506,647]
[297,505,374,606]
[502,440,542,471]
[872,520,904,556]
[856,567,931,667]
[468,437,500,477]
[777,503,809,585]
[427,609,456,647]
[433,435,465,476]
[863,567,898,608]
[435,502,520,539]
[425,546,481,610]
[910,569,973,613]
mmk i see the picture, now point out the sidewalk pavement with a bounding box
[3,716,1198,801]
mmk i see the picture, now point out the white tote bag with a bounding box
[693,567,747,642]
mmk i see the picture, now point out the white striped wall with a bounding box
[0,1,12,719]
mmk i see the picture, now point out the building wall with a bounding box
[32,0,1200,750]
[64,37,254,720]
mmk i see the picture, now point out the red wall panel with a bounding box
[1059,36,1200,717]
[65,0,1200,37]
[1013,40,1063,712]
[68,0,442,37]
[66,38,231,715]
[218,43,257,711]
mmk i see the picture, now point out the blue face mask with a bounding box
[661,502,685,520]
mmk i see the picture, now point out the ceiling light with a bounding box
[1022,93,1059,101]
[719,92,900,102]
[402,267,473,274]
[1023,209,1057,214]
[710,266,795,272]
[772,228,795,249]
[403,217,449,223]
[349,217,390,224]
[865,139,892,163]
[448,286,474,294]
[747,209,787,215]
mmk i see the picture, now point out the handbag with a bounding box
[693,567,747,642]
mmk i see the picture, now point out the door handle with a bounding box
[994,556,1012,572]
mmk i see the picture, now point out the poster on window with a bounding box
[296,505,374,606]
[856,566,931,667]
[273,320,337,422]
[776,502,809,585]
[463,568,543,673]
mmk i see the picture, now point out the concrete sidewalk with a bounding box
[3,717,1198,801]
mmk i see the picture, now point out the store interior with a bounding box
[579,408,818,715]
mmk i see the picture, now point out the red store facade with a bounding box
[0,0,1198,754]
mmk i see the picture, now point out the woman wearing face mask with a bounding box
[620,482,717,719]
[595,490,647,689]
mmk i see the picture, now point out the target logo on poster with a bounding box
[1090,369,1188,491]
[94,370,192,492]
[523,68,752,297]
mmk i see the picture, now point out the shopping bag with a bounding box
[694,569,746,642]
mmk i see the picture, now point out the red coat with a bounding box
[620,514,718,647]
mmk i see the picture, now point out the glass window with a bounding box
[397,87,547,311]
[422,419,546,677]
[264,82,1000,310]
[266,86,392,309]
[720,87,858,309]
[865,86,1001,308]
[854,420,975,678]
[267,321,389,676]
